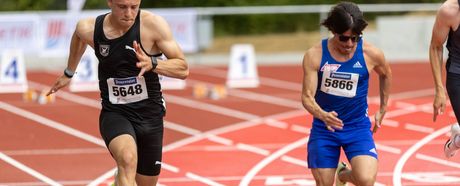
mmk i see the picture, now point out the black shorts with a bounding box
[446,71,460,121]
[99,109,164,176]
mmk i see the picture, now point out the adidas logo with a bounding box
[353,61,363,68]
[369,148,377,155]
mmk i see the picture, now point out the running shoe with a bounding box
[445,124,460,158]
[335,162,348,186]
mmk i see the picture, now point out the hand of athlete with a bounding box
[433,93,446,122]
[322,111,343,132]
[133,40,153,77]
[46,75,71,96]
[373,109,386,134]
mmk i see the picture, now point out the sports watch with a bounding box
[151,56,158,70]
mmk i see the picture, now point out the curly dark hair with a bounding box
[321,1,368,35]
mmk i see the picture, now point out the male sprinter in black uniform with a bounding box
[430,0,460,159]
[47,0,188,185]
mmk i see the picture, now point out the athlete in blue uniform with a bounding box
[301,2,392,186]
[430,0,460,159]
[46,0,188,185]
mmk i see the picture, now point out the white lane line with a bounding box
[27,80,437,185]
[239,137,308,186]
[405,123,435,133]
[376,143,402,154]
[188,79,302,109]
[3,148,106,156]
[163,110,305,152]
[264,118,289,129]
[206,134,234,146]
[290,124,309,134]
[162,162,180,173]
[0,101,105,147]
[236,143,270,156]
[382,119,400,127]
[185,172,225,186]
[416,153,460,169]
[28,81,101,109]
[281,155,307,167]
[0,152,61,186]
[385,103,432,118]
[192,67,301,91]
[165,94,260,120]
[87,167,116,186]
[393,123,453,186]
[165,121,202,136]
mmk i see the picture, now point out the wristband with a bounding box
[64,68,75,78]
[151,56,158,70]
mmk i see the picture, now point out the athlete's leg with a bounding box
[133,113,164,186]
[337,155,377,186]
[109,134,138,186]
[339,126,378,185]
[445,72,460,158]
[311,168,336,186]
[100,111,138,186]
[308,127,341,186]
[136,174,158,186]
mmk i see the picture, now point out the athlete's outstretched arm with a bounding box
[301,48,343,132]
[429,4,454,121]
[47,19,93,96]
[135,13,188,79]
[369,45,392,133]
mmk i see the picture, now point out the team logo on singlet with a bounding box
[99,44,110,57]
[320,62,341,72]
[353,61,363,68]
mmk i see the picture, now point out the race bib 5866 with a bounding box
[320,70,359,98]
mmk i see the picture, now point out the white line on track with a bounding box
[2,148,106,156]
[206,134,234,146]
[236,143,271,156]
[161,162,180,173]
[87,167,116,186]
[0,102,105,147]
[192,67,301,91]
[24,79,439,185]
[165,94,260,120]
[281,155,307,167]
[264,118,289,129]
[165,121,202,135]
[28,82,101,109]
[185,172,225,186]
[416,153,460,169]
[188,79,303,109]
[382,119,400,127]
[392,123,454,186]
[376,143,402,154]
[405,123,435,133]
[239,137,308,186]
[0,152,61,186]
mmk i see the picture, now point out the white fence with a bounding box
[0,3,443,68]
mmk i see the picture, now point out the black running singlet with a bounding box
[93,11,164,121]
[446,0,460,74]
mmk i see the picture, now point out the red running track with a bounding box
[1,63,460,186]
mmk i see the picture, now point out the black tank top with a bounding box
[446,0,460,74]
[93,11,164,121]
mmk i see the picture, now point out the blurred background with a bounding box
[0,0,444,69]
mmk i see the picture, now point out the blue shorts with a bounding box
[307,124,378,168]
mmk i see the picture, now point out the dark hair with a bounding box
[321,1,368,35]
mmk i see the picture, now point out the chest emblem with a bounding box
[321,62,341,72]
[99,44,110,57]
